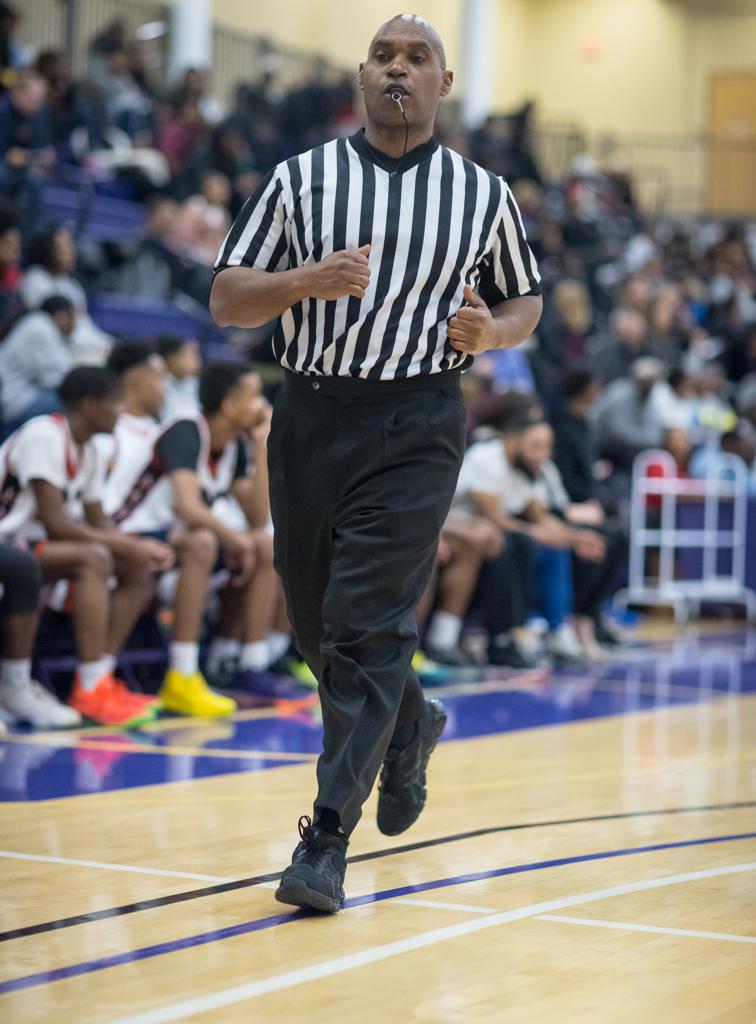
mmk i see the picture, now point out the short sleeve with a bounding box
[214,168,289,275]
[12,420,67,491]
[156,420,202,473]
[457,441,508,504]
[81,440,107,505]
[541,462,570,512]
[478,182,541,307]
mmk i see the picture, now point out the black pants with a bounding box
[268,370,466,836]
[0,544,42,616]
[476,530,534,638]
[572,523,628,620]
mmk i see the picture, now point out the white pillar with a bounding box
[459,0,495,129]
[169,0,212,80]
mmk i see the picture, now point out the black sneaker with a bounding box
[275,816,348,914]
[376,698,447,836]
[594,618,627,648]
[488,641,537,670]
[423,646,480,681]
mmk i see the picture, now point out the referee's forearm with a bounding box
[490,294,543,349]
[210,266,315,328]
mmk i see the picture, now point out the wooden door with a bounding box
[708,73,756,215]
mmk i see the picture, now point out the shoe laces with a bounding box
[297,815,341,871]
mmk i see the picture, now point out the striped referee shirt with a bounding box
[214,129,541,380]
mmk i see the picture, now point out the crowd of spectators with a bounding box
[1,6,755,730]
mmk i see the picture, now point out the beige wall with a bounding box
[689,10,756,129]
[212,1,462,75]
[518,0,690,133]
[211,0,756,135]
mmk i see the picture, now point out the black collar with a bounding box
[348,128,438,176]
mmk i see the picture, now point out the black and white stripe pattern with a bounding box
[215,130,540,380]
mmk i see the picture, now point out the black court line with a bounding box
[2,799,754,943]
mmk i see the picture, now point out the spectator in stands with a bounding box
[122,196,181,300]
[587,307,649,383]
[171,68,225,126]
[0,366,174,726]
[0,542,81,727]
[0,70,53,237]
[156,99,208,178]
[0,200,21,335]
[0,295,75,426]
[593,357,667,470]
[648,365,695,432]
[647,282,689,364]
[531,279,593,403]
[551,367,603,506]
[21,225,115,364]
[158,335,201,421]
[0,3,26,80]
[102,343,235,717]
[89,45,153,141]
[171,171,232,268]
[551,368,628,649]
[180,120,256,213]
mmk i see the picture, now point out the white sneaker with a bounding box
[544,624,587,665]
[0,680,82,728]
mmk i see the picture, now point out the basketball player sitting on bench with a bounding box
[0,366,174,727]
[102,350,277,711]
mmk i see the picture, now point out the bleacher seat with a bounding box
[88,292,230,350]
[41,183,146,243]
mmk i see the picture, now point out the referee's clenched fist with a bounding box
[306,244,372,300]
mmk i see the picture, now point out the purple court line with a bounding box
[1,830,754,996]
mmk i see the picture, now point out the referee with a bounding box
[211,13,542,913]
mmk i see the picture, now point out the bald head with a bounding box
[370,13,447,69]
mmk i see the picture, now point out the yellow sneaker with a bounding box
[159,669,237,717]
[289,659,318,689]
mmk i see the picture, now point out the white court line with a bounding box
[537,913,756,945]
[109,860,756,1024]
[393,898,499,914]
[0,850,234,883]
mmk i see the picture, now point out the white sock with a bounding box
[0,659,32,689]
[267,631,290,664]
[427,611,462,651]
[78,658,109,691]
[102,653,117,676]
[240,641,270,671]
[206,637,240,676]
[170,642,199,676]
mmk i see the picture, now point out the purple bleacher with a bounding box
[89,291,229,349]
[41,183,146,243]
[482,347,535,393]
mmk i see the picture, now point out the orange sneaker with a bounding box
[69,674,159,728]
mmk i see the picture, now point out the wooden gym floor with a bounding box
[1,622,755,1022]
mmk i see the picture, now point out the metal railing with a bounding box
[16,0,342,101]
[211,24,345,109]
[533,124,756,217]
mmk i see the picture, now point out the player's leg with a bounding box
[230,530,292,695]
[160,528,236,716]
[0,544,80,728]
[425,515,502,667]
[38,541,156,726]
